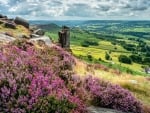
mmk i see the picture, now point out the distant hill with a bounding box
[29,20,85,27]
[36,23,61,32]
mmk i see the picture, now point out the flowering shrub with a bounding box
[0,40,145,113]
[31,96,76,113]
[84,76,144,113]
[0,40,86,113]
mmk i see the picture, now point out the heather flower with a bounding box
[0,41,86,113]
[84,76,144,113]
[0,40,144,113]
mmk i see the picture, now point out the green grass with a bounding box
[45,32,58,41]
[46,26,149,76]
[74,53,147,76]
[122,27,150,33]
[71,44,147,75]
[0,24,30,38]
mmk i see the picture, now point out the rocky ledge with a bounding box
[0,14,51,46]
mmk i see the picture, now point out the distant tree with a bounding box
[87,55,93,61]
[109,50,112,54]
[130,54,142,63]
[146,52,150,57]
[111,42,116,45]
[123,46,135,51]
[118,41,126,45]
[122,43,136,51]
[119,55,132,64]
[114,47,117,50]
[146,45,150,51]
[98,57,102,61]
[81,40,98,47]
[137,38,144,43]
[140,47,147,52]
[128,38,135,41]
[105,52,111,60]
[143,57,150,64]
[126,44,136,48]
[81,39,99,47]
[73,35,77,39]
[81,42,89,47]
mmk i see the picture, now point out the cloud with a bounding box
[0,0,149,20]
[122,0,149,11]
[0,0,9,5]
[64,3,97,17]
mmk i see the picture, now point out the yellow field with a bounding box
[71,42,144,73]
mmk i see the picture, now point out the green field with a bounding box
[44,21,150,76]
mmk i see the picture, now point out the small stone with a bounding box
[30,34,40,38]
[4,22,16,29]
[29,36,51,46]
[33,29,45,36]
[0,33,16,43]
[128,80,138,84]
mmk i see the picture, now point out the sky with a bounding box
[0,0,150,20]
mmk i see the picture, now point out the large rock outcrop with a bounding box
[14,17,29,28]
[58,26,70,49]
[0,14,52,46]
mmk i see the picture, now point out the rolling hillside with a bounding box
[37,21,150,76]
[0,18,150,113]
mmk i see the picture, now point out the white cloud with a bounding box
[0,0,9,5]
[9,6,18,12]
[0,0,149,20]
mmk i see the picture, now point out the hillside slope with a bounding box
[43,23,150,76]
[0,40,147,113]
[0,15,30,39]
[36,23,61,32]
[0,18,150,112]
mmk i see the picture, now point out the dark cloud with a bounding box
[52,1,62,5]
[64,3,95,17]
[99,5,110,11]
[132,6,148,11]
[123,0,149,11]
